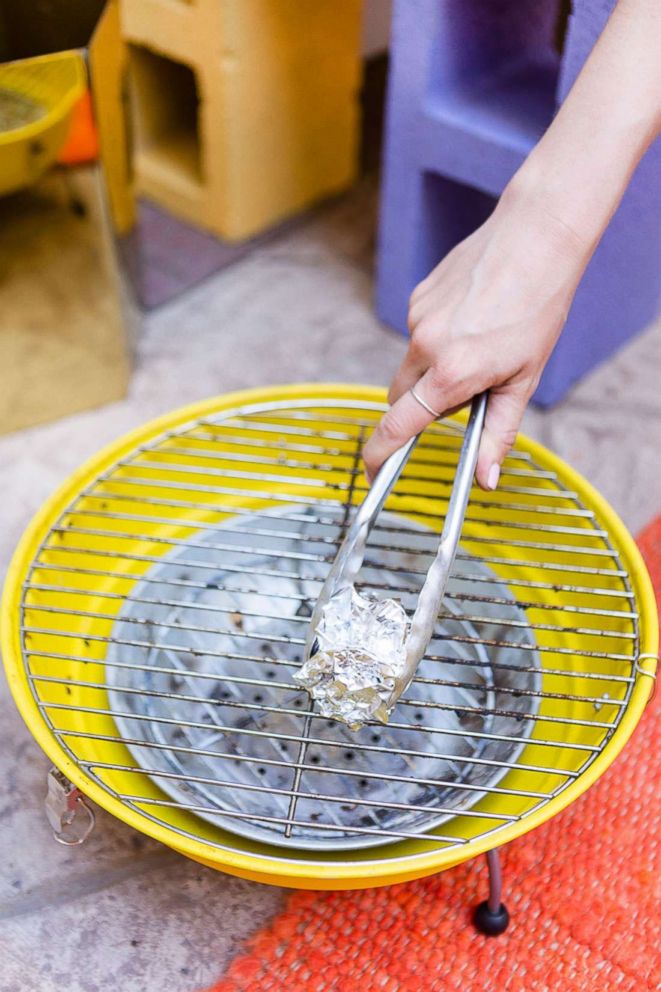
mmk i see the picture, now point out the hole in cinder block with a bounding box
[415,173,496,288]
[128,44,202,187]
[427,0,565,145]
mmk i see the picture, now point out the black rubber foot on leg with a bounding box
[473,900,510,936]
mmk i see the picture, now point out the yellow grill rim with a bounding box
[0,51,86,197]
[0,51,86,144]
[2,383,658,888]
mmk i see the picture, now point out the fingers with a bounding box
[475,386,530,491]
[369,351,532,492]
[363,381,436,484]
[391,310,440,403]
[407,282,433,333]
[363,359,480,483]
[387,349,427,404]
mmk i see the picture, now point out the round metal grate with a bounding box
[10,389,652,878]
[105,509,541,849]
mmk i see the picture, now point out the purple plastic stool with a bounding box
[375,0,661,406]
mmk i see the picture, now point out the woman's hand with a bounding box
[362,181,588,489]
[363,0,661,489]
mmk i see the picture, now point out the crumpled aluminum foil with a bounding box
[294,588,409,729]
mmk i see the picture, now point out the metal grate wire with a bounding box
[19,399,639,859]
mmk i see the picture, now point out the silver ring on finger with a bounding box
[409,386,442,419]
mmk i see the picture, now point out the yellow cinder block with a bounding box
[120,0,363,241]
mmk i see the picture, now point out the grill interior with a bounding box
[19,398,639,861]
[104,511,542,849]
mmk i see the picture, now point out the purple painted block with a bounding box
[376,0,661,406]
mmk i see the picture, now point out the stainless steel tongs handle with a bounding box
[389,391,488,703]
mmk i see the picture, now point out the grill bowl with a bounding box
[2,383,657,888]
[104,510,542,850]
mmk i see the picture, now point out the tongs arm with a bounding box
[304,392,488,721]
[391,391,488,701]
[304,434,419,659]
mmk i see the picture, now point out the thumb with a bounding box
[475,386,530,491]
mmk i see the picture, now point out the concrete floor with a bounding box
[1,181,660,992]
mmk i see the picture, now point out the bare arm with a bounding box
[363,0,661,488]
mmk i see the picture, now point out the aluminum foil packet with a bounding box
[294,588,410,729]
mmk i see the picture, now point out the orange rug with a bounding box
[205,521,661,992]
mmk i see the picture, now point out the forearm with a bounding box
[363,0,661,484]
[506,0,661,262]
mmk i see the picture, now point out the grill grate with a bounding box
[19,399,638,857]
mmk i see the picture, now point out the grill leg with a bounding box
[473,849,510,936]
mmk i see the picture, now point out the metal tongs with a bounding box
[304,392,488,710]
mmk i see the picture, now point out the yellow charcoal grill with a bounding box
[0,51,85,197]
[1,385,657,930]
